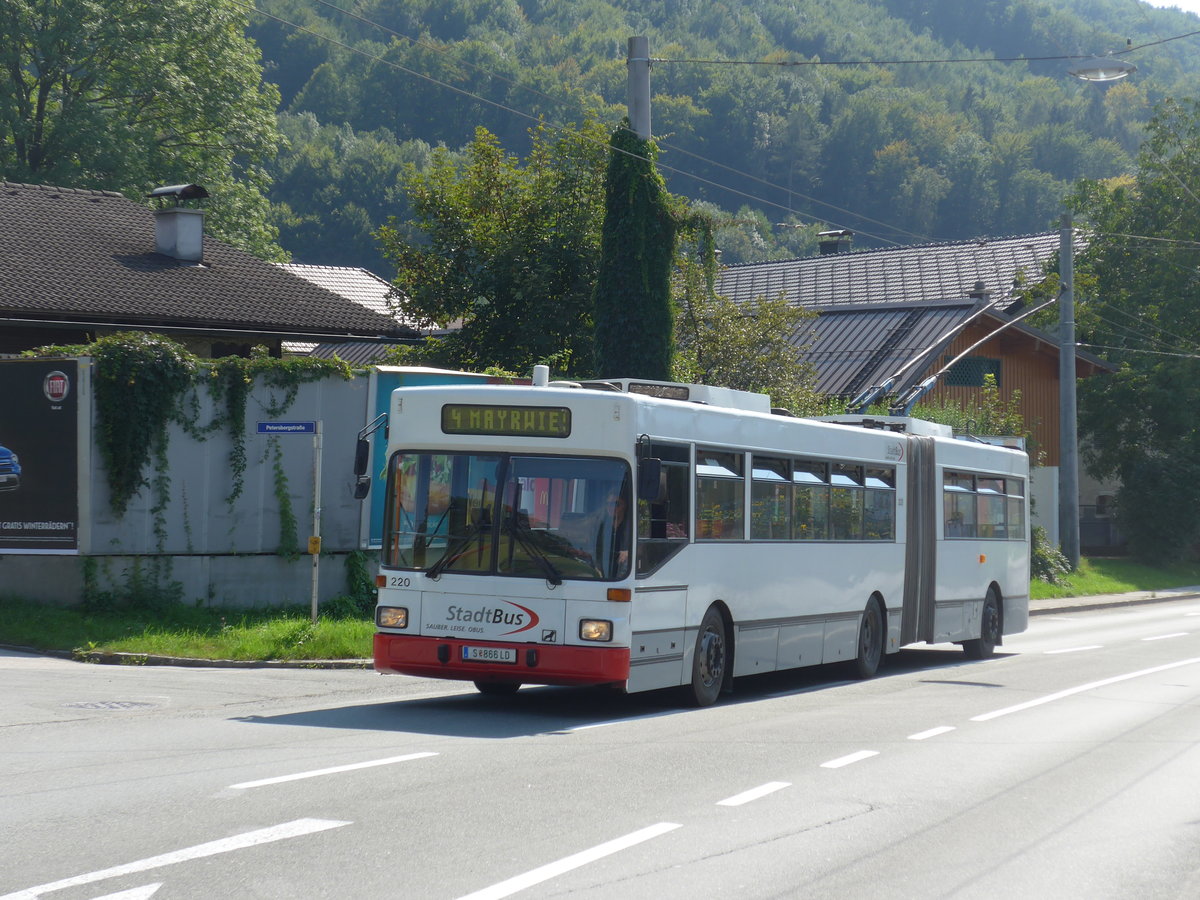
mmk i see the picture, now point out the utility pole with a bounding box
[627,36,651,139]
[1059,213,1081,569]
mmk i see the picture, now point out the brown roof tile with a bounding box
[0,182,417,340]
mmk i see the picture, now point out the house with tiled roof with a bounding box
[0,182,420,357]
[717,232,1117,549]
[278,263,421,365]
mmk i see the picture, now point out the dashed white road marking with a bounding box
[0,819,349,900]
[454,822,682,900]
[229,752,437,789]
[972,657,1200,722]
[88,885,161,900]
[1045,645,1103,654]
[1142,633,1189,642]
[716,782,791,807]
[908,726,955,741]
[820,750,879,769]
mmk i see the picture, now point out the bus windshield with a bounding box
[383,452,632,581]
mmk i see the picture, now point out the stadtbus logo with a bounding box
[43,370,70,403]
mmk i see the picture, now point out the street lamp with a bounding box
[1068,55,1136,84]
[1053,53,1133,567]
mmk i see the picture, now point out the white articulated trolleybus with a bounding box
[356,369,1030,706]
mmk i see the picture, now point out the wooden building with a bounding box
[717,232,1113,543]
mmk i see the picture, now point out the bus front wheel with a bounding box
[852,598,884,679]
[688,606,728,707]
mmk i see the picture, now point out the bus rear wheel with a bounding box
[688,606,728,707]
[852,598,884,679]
[474,680,521,696]
[963,589,1001,660]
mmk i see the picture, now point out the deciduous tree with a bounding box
[0,0,285,259]
[1073,98,1200,561]
[377,122,608,376]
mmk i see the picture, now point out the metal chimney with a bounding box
[148,184,209,262]
[818,229,853,255]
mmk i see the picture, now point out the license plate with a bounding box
[462,645,517,664]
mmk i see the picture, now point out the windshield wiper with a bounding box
[502,518,563,586]
[424,518,489,579]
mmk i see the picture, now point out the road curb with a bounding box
[0,644,370,669]
[1030,589,1200,617]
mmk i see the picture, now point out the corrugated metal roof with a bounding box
[717,232,1088,396]
[718,233,1062,308]
[799,304,975,395]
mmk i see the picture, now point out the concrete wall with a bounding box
[2,361,375,607]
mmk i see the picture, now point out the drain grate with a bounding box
[63,700,159,710]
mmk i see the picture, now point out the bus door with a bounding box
[902,435,937,644]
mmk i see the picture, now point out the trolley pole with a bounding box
[1058,214,1080,569]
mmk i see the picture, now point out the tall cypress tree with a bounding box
[592,124,677,380]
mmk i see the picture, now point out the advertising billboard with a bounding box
[0,359,79,553]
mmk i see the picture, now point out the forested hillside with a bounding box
[249,0,1200,271]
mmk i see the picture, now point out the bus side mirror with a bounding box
[638,458,664,504]
[353,439,371,500]
[353,438,370,476]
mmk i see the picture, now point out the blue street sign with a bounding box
[257,421,316,435]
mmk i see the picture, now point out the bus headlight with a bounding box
[376,606,408,629]
[579,619,612,642]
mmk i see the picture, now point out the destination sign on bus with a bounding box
[441,404,571,438]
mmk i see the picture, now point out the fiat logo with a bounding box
[43,370,70,402]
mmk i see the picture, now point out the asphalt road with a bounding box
[2,596,1199,899]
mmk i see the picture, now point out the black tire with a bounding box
[852,599,884,680]
[963,588,1001,660]
[474,680,521,696]
[688,606,728,707]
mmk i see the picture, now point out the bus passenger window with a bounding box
[976,477,1006,538]
[696,449,744,540]
[830,464,864,541]
[944,471,977,538]
[751,456,791,540]
[864,467,896,540]
[792,461,829,540]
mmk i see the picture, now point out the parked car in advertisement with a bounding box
[0,442,20,491]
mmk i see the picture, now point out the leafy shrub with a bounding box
[1031,525,1071,584]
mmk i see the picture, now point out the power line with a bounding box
[1079,342,1200,359]
[652,29,1200,69]
[236,1,913,244]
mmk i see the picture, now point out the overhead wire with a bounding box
[236,0,927,245]
[238,2,1200,255]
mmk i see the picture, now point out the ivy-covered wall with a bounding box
[1,350,375,608]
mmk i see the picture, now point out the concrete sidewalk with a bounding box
[1030,584,1200,616]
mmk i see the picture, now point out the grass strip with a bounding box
[0,596,373,661]
[1029,557,1200,600]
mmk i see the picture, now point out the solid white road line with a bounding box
[1143,633,1189,641]
[908,726,955,741]
[454,822,682,900]
[972,657,1200,722]
[717,782,791,807]
[229,752,437,789]
[1045,645,1104,654]
[0,819,350,900]
[820,750,879,769]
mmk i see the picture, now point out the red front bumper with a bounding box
[374,632,630,686]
